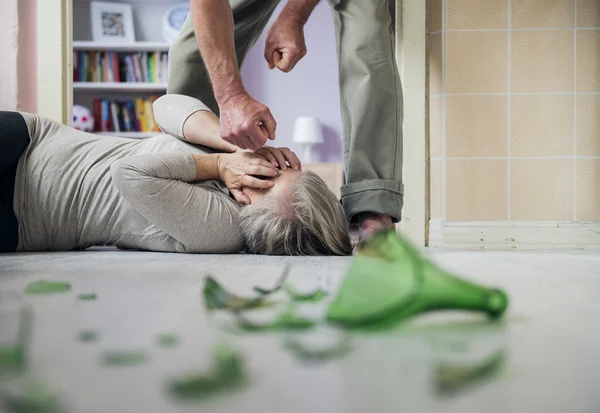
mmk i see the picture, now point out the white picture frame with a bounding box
[90,2,135,43]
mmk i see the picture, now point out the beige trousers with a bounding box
[168,0,404,222]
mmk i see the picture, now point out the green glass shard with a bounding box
[101,351,147,366]
[0,378,61,413]
[157,334,179,348]
[236,305,316,332]
[77,330,98,343]
[0,346,24,372]
[284,283,327,302]
[25,281,71,295]
[283,335,351,362]
[77,294,97,301]
[168,343,245,400]
[327,231,509,327]
[203,276,265,311]
[435,350,506,393]
[253,264,290,295]
[0,308,32,372]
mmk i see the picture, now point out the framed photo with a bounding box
[90,2,135,43]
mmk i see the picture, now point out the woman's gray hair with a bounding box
[239,171,352,255]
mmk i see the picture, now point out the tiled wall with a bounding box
[428,0,600,222]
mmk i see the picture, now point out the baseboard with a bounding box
[428,219,600,250]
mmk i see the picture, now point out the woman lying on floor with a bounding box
[0,95,352,255]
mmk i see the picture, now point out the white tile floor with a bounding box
[0,249,599,413]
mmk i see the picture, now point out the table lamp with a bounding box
[292,116,323,163]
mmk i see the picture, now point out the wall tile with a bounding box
[428,33,443,96]
[511,159,574,220]
[447,0,508,30]
[430,159,443,218]
[446,31,508,93]
[511,94,574,156]
[429,96,443,159]
[427,0,443,34]
[576,94,600,156]
[511,0,574,29]
[577,0,600,28]
[576,30,600,92]
[511,30,574,92]
[446,95,508,157]
[576,159,600,220]
[446,159,508,220]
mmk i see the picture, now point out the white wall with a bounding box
[241,2,343,162]
[73,0,176,42]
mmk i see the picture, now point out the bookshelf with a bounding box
[72,0,182,139]
[73,41,169,138]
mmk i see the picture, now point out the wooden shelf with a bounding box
[73,41,170,52]
[96,131,156,139]
[73,82,167,92]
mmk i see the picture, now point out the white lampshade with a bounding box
[292,116,324,144]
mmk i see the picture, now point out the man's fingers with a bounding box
[281,148,302,170]
[246,125,268,150]
[227,133,248,150]
[264,45,278,70]
[275,51,302,73]
[231,189,250,205]
[245,164,280,178]
[261,110,277,142]
[272,51,283,68]
[241,175,275,189]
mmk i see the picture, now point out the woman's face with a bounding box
[242,169,302,204]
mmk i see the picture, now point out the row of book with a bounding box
[73,51,169,83]
[92,97,161,133]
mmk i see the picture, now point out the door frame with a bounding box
[396,0,427,246]
[37,0,72,124]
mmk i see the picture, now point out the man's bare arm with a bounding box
[188,0,277,150]
[190,0,244,104]
[280,0,320,25]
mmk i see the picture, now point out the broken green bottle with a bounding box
[327,231,508,327]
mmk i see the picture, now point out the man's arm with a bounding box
[189,0,277,150]
[190,0,243,104]
[264,0,320,72]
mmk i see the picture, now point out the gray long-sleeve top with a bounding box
[14,95,244,253]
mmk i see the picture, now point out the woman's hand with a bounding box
[254,146,302,171]
[217,150,280,204]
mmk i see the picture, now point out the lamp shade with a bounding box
[292,116,324,144]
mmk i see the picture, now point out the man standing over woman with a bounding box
[168,0,403,238]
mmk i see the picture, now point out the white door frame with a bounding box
[396,0,427,246]
[37,0,72,124]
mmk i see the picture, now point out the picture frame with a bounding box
[90,2,135,43]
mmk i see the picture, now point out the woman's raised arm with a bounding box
[152,94,236,152]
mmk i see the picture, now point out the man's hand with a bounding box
[217,150,279,204]
[219,93,277,151]
[264,15,307,73]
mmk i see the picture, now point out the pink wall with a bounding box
[18,0,38,113]
[0,0,37,112]
[0,0,19,110]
